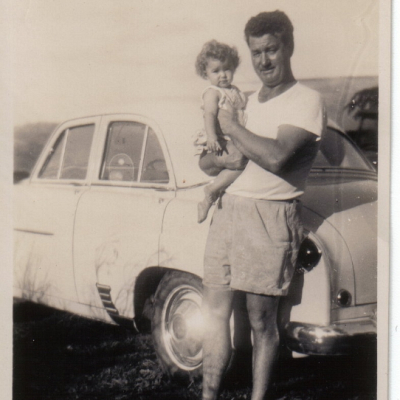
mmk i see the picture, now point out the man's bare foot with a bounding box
[198,186,217,223]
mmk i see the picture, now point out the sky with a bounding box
[12,0,379,125]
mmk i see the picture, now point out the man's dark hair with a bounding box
[244,11,294,54]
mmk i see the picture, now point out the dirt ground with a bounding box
[13,301,376,400]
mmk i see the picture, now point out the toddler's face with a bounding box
[205,58,234,88]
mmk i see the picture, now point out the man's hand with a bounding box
[207,137,222,154]
[218,140,247,169]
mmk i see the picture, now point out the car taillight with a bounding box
[295,237,322,274]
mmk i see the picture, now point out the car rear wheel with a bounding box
[151,271,204,381]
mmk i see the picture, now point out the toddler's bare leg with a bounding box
[199,141,247,176]
[199,152,224,177]
[207,169,243,195]
[197,169,243,224]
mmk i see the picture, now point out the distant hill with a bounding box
[14,76,378,174]
[14,122,58,173]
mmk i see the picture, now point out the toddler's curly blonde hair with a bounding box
[195,40,240,79]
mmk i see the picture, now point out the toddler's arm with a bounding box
[203,89,223,153]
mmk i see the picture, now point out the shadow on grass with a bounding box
[13,301,376,400]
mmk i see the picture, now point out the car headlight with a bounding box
[295,237,322,274]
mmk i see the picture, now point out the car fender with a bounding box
[287,206,355,327]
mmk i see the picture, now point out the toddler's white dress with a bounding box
[194,85,247,154]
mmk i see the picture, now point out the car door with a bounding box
[14,117,100,309]
[73,114,176,321]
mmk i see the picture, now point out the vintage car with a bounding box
[13,98,377,380]
[345,86,379,169]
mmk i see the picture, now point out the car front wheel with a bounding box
[151,271,204,381]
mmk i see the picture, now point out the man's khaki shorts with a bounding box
[203,193,303,296]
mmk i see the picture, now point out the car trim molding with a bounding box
[96,283,135,328]
[96,283,119,316]
[14,228,54,236]
[309,168,377,181]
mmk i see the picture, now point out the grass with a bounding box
[13,301,376,400]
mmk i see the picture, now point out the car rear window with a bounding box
[99,122,169,184]
[312,127,374,171]
[100,121,146,182]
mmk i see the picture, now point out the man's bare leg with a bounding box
[202,287,234,400]
[246,293,280,400]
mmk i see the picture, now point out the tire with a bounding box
[151,271,204,381]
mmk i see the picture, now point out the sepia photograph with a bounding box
[5,0,392,399]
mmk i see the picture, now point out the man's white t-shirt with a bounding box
[226,82,325,200]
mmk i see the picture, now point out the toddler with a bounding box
[194,40,247,223]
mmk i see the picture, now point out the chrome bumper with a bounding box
[284,320,376,355]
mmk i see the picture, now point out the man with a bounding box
[201,11,326,400]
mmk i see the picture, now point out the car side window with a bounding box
[39,124,95,180]
[38,131,66,179]
[60,125,95,179]
[100,121,146,182]
[140,128,169,183]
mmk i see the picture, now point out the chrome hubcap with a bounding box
[161,284,204,370]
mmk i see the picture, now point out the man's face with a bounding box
[248,34,292,88]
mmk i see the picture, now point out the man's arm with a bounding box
[218,108,319,175]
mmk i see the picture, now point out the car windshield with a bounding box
[312,127,374,171]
